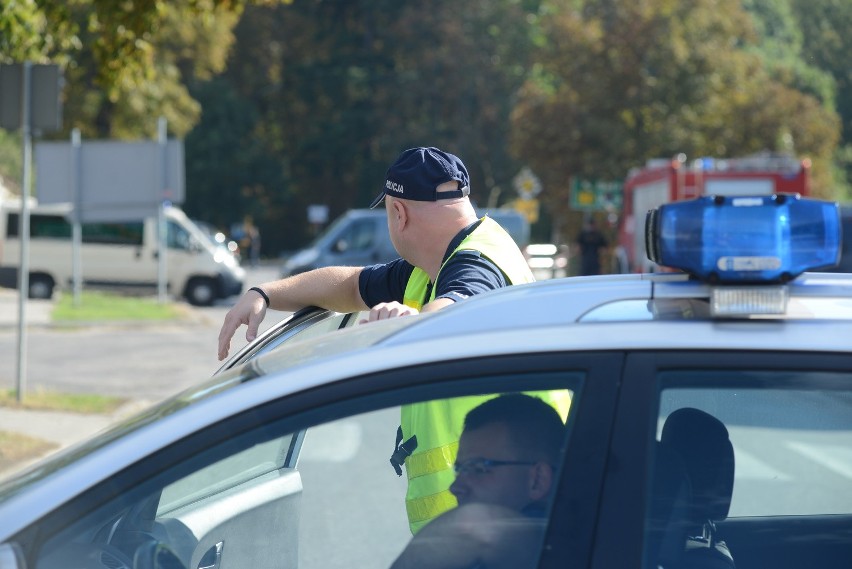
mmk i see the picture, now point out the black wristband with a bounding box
[248,286,270,308]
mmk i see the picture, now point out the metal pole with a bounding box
[71,128,82,306]
[157,117,168,303]
[15,61,33,403]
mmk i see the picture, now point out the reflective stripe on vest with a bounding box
[405,441,459,480]
[406,490,458,526]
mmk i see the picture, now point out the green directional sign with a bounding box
[570,178,623,211]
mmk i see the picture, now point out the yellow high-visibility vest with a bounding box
[402,216,534,311]
[398,216,572,533]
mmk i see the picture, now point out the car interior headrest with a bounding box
[661,408,735,523]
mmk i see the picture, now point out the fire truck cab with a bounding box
[615,152,812,273]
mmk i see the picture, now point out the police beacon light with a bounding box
[645,194,842,316]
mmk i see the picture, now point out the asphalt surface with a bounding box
[0,264,284,479]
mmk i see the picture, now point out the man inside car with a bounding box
[390,393,565,569]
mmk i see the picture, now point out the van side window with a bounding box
[83,222,144,245]
[7,213,72,239]
[7,213,144,246]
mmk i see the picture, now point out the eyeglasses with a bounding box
[453,458,537,476]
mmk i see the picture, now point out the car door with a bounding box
[13,351,621,569]
[593,350,852,569]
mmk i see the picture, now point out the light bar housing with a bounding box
[645,194,841,284]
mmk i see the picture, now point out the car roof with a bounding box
[247,271,852,382]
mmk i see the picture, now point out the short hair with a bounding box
[463,393,565,465]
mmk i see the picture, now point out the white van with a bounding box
[0,200,245,305]
[282,208,530,277]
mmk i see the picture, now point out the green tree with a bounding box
[50,0,244,139]
[510,0,841,243]
[0,1,276,141]
[204,0,544,254]
[182,77,289,250]
[0,0,278,201]
[791,0,852,200]
[741,0,836,108]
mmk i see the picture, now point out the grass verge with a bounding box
[0,388,127,414]
[52,290,186,322]
[0,431,58,473]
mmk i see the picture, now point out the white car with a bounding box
[0,195,851,569]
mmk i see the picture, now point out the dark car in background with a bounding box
[281,208,530,277]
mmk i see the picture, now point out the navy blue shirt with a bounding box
[358,220,508,308]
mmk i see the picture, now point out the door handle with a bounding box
[197,541,223,569]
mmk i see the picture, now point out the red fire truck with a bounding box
[615,152,812,273]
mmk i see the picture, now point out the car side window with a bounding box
[30,376,579,569]
[157,433,296,516]
[643,371,852,569]
[336,218,375,252]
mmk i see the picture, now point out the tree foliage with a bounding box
[790,0,852,199]
[187,0,545,250]
[0,0,275,139]
[2,0,850,254]
[509,0,841,240]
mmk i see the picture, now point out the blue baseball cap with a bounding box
[369,147,471,209]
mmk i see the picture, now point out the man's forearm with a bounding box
[260,266,369,313]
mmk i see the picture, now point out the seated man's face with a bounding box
[450,422,551,512]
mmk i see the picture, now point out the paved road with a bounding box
[0,265,285,402]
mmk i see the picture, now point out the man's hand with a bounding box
[218,290,268,360]
[359,301,420,324]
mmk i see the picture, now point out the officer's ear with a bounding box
[528,462,554,501]
[390,198,409,231]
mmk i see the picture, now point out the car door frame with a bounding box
[217,306,357,372]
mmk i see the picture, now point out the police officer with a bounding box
[217,146,570,532]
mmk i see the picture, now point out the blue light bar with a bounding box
[645,194,841,283]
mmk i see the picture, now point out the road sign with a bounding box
[35,139,185,222]
[308,204,329,224]
[508,198,540,224]
[570,178,623,211]
[513,167,542,199]
[0,63,62,132]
